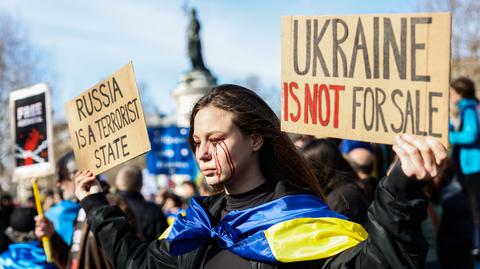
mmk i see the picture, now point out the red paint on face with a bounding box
[218,140,235,176]
[212,142,222,184]
[210,140,236,184]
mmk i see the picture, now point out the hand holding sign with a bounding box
[74,170,101,201]
[393,134,447,181]
[31,178,53,262]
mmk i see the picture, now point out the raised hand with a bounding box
[34,216,55,239]
[392,134,448,181]
[74,170,102,201]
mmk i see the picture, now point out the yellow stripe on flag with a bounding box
[264,217,368,263]
[159,225,173,240]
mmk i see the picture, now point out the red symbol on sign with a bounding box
[24,128,40,165]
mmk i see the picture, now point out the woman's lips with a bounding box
[202,168,217,176]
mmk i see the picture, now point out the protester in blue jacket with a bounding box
[449,76,480,251]
[450,77,480,175]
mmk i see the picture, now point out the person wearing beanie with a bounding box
[0,207,57,269]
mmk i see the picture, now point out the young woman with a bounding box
[75,84,447,269]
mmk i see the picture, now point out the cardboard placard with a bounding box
[281,13,451,146]
[65,62,150,175]
[9,83,55,180]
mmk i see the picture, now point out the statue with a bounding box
[187,8,208,71]
[174,8,216,127]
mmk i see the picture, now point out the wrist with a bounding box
[80,192,109,219]
[384,161,429,200]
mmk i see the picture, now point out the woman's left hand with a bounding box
[74,170,102,201]
[392,134,448,181]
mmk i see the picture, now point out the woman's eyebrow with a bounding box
[193,130,224,139]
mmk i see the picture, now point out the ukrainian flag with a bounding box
[160,194,368,263]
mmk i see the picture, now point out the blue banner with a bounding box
[146,126,198,179]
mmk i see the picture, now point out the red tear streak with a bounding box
[218,141,235,176]
[212,143,222,184]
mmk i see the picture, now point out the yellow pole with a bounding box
[31,178,52,262]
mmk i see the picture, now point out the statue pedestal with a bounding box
[172,69,216,127]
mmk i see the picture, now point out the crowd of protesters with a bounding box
[0,77,477,269]
[0,153,204,269]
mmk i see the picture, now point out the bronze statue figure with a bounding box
[188,8,208,71]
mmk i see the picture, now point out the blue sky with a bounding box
[0,0,437,121]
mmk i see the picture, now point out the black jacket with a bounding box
[81,164,429,269]
[326,182,370,226]
[0,206,13,252]
[116,191,168,241]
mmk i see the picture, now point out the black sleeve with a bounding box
[326,184,370,226]
[0,232,11,253]
[81,193,178,269]
[323,162,429,269]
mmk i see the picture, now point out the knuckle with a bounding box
[395,148,406,157]
[408,148,420,156]
[415,141,428,150]
[404,146,414,154]
[419,146,430,154]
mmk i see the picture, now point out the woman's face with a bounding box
[192,106,257,187]
[450,88,461,106]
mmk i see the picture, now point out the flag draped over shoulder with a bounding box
[160,194,368,263]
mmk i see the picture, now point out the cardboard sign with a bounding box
[65,62,150,174]
[281,13,451,146]
[9,83,55,179]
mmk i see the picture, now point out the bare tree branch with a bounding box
[421,0,480,97]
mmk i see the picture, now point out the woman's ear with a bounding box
[251,134,264,151]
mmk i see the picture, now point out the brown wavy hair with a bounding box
[451,76,478,100]
[188,84,324,198]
